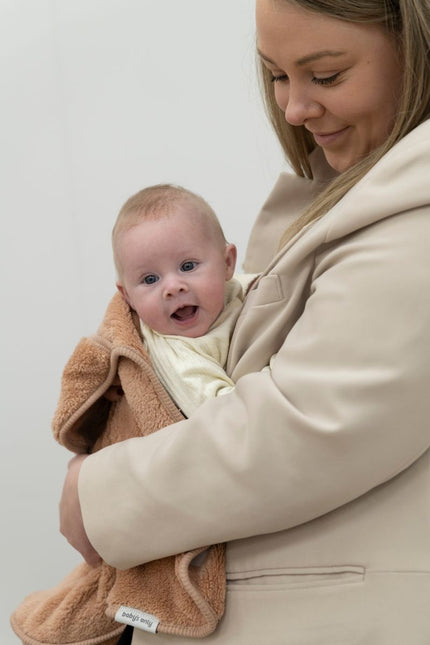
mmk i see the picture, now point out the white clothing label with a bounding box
[115,605,159,633]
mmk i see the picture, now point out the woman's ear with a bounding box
[224,243,237,281]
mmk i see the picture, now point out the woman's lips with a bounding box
[311,126,349,147]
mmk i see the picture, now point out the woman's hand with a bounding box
[59,454,102,566]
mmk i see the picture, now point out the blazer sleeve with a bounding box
[79,208,430,570]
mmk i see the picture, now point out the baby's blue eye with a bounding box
[143,274,159,285]
[181,261,196,272]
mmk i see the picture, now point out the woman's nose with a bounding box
[275,82,323,127]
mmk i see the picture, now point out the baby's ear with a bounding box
[224,243,237,280]
[116,282,131,306]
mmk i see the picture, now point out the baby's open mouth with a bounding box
[171,305,198,321]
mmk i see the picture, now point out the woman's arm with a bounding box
[68,208,430,570]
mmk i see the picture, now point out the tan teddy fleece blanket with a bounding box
[11,292,225,645]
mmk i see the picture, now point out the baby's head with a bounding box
[113,184,237,338]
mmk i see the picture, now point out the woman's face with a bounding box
[256,0,402,172]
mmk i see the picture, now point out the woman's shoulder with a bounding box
[243,152,331,273]
[244,120,430,274]
[323,119,430,244]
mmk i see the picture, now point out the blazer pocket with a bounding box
[244,274,284,308]
[227,565,365,592]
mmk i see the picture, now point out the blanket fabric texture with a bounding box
[11,293,226,644]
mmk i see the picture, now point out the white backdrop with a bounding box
[1,2,285,641]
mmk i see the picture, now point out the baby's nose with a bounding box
[163,276,188,298]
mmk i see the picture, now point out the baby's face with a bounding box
[116,207,236,337]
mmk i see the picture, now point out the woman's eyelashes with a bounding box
[270,73,288,83]
[312,72,341,86]
[270,72,341,85]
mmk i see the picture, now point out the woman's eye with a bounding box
[181,261,197,272]
[271,73,288,84]
[312,72,340,86]
[143,274,159,285]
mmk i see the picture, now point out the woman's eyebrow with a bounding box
[257,49,276,63]
[296,50,346,66]
[257,48,345,66]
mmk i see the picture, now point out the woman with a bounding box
[60,0,430,642]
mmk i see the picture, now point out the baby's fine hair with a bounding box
[112,183,227,275]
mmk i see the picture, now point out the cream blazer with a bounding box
[80,120,430,644]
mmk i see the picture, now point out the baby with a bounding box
[112,183,250,417]
[11,183,250,645]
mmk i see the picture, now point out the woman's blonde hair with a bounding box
[259,0,430,246]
